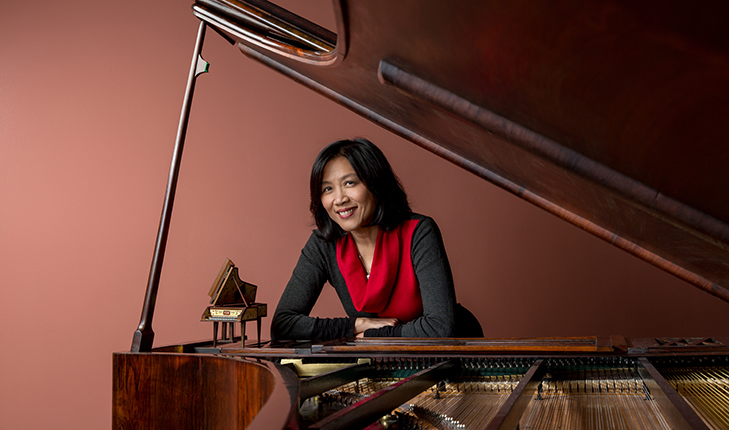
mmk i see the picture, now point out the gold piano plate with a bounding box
[204,304,267,321]
[209,307,243,319]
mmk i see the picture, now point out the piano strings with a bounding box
[401,379,516,429]
[307,376,518,429]
[660,365,729,429]
[297,357,729,429]
[518,365,669,430]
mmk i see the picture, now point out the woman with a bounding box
[271,138,481,340]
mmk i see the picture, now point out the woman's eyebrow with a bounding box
[323,173,358,184]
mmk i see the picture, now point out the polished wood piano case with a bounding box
[114,1,729,429]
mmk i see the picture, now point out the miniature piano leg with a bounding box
[241,321,246,345]
[257,317,262,345]
[212,321,237,347]
[228,322,234,342]
[212,321,219,347]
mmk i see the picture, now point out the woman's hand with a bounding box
[354,317,399,338]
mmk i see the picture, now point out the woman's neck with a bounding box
[351,225,378,275]
[350,225,379,249]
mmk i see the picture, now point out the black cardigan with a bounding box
[270,214,457,341]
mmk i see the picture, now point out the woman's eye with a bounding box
[322,186,331,193]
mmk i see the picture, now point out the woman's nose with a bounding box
[333,188,349,204]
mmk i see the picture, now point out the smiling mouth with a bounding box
[337,208,356,218]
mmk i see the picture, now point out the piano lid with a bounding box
[191,0,729,302]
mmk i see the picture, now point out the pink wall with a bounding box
[1,1,727,429]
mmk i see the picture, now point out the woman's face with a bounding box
[320,156,376,236]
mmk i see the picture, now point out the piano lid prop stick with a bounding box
[232,276,249,307]
[131,21,209,353]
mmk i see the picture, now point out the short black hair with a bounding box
[310,138,411,241]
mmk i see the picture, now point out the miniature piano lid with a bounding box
[207,258,258,306]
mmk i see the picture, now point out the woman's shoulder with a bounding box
[406,212,439,228]
[304,229,336,249]
[404,213,443,239]
[298,230,338,268]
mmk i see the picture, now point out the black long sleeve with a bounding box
[311,317,356,340]
[364,324,403,337]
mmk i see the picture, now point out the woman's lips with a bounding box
[337,207,356,218]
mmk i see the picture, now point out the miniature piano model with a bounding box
[201,258,266,346]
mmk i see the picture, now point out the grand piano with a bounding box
[113,1,729,429]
